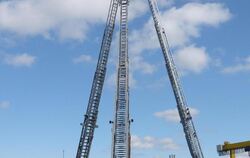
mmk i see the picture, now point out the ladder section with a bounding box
[76,0,119,157]
[111,0,130,158]
[147,0,204,158]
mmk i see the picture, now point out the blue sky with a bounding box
[0,0,250,158]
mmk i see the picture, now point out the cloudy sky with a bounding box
[0,0,250,158]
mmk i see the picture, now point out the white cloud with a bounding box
[131,135,179,150]
[174,45,210,73]
[73,54,94,64]
[0,0,151,41]
[130,2,231,51]
[3,53,36,67]
[129,0,148,21]
[154,107,199,123]
[0,101,11,109]
[223,63,250,74]
[0,0,111,40]
[160,138,179,150]
[132,135,156,149]
[222,56,250,74]
[0,0,109,40]
[131,56,157,75]
[129,0,175,21]
[129,2,231,74]
[162,3,232,46]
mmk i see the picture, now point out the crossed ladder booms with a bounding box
[76,0,204,158]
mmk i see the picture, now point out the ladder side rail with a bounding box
[76,0,119,157]
[147,0,204,158]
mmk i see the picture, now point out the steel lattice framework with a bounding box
[76,0,204,158]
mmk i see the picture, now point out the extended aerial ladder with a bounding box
[111,0,131,158]
[76,0,204,157]
[217,141,250,158]
[148,0,204,158]
[76,0,119,157]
